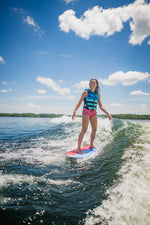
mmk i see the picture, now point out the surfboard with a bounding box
[66,146,97,158]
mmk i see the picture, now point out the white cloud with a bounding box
[64,0,75,4]
[0,88,12,93]
[109,102,150,114]
[130,90,150,95]
[36,76,70,95]
[128,0,150,45]
[24,16,44,37]
[25,16,37,28]
[140,104,149,113]
[14,8,44,37]
[2,81,8,84]
[73,80,89,90]
[0,104,6,109]
[59,0,150,45]
[0,56,5,64]
[0,102,42,113]
[99,71,150,86]
[37,89,47,94]
[25,16,36,27]
[19,95,75,100]
[0,103,74,114]
[26,103,41,109]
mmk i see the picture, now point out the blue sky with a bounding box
[0,0,150,115]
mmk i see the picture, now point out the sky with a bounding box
[0,0,150,115]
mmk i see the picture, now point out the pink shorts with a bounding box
[82,108,97,119]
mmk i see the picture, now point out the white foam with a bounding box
[0,172,36,190]
[96,118,112,147]
[0,136,73,166]
[50,115,81,124]
[0,116,112,166]
[0,171,80,193]
[85,121,150,225]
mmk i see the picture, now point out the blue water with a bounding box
[0,116,150,225]
[0,117,55,139]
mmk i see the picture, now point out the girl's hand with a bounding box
[108,114,112,120]
[72,111,76,120]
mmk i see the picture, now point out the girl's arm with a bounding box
[98,93,112,120]
[72,90,88,120]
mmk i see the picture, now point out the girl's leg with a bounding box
[89,116,97,148]
[77,115,90,153]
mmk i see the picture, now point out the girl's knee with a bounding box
[82,127,88,134]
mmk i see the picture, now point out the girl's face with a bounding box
[89,79,97,90]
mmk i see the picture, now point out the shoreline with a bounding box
[0,113,150,120]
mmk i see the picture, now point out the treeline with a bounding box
[0,113,150,120]
[111,114,150,120]
[0,113,63,118]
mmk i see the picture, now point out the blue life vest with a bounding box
[84,89,99,110]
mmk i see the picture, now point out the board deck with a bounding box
[66,146,97,158]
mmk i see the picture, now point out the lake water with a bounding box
[0,116,150,225]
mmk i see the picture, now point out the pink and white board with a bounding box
[66,146,97,158]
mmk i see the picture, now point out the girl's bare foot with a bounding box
[77,149,84,154]
[89,145,96,149]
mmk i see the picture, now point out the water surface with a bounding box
[0,116,150,225]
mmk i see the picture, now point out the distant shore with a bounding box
[0,113,150,120]
[0,113,63,118]
[110,114,150,120]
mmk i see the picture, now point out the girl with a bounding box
[72,78,112,154]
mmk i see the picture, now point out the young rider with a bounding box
[72,78,112,154]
